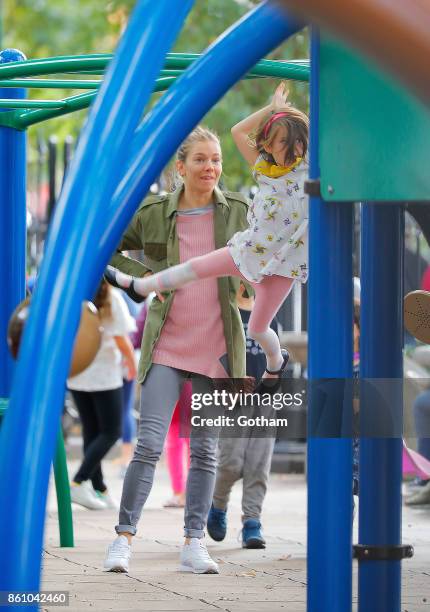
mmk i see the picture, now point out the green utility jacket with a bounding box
[111,185,250,383]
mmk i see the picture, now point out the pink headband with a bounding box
[263,112,289,139]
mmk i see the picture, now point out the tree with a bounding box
[3,0,309,188]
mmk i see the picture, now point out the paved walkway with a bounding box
[42,454,430,611]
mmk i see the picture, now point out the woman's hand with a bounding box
[271,82,289,111]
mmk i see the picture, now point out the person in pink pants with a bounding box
[163,381,192,508]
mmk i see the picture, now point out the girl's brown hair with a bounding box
[93,279,112,321]
[255,106,309,167]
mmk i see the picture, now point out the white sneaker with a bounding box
[180,538,219,574]
[70,482,107,510]
[96,490,119,510]
[405,481,430,506]
[104,536,131,572]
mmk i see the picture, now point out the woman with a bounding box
[68,281,137,510]
[103,126,249,574]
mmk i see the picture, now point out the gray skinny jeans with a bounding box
[116,364,219,538]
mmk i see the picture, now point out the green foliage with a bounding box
[3,1,123,56]
[3,0,309,188]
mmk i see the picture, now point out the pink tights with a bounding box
[165,381,191,495]
[190,247,294,334]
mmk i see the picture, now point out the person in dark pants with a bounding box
[68,281,136,510]
[70,388,124,503]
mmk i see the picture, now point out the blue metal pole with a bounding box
[0,0,194,602]
[359,203,404,612]
[307,30,353,612]
[0,49,26,401]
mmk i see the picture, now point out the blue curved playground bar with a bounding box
[0,0,194,600]
[0,0,304,603]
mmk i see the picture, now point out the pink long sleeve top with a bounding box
[152,206,229,378]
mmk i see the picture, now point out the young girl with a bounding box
[107,83,308,389]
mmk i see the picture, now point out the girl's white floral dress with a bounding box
[228,158,309,283]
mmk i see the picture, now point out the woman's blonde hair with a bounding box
[171,126,221,189]
[176,126,220,162]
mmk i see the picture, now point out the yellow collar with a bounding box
[253,157,302,178]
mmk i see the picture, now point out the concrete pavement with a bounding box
[41,453,430,611]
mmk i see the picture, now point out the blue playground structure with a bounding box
[0,0,423,610]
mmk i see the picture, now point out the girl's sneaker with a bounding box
[103,535,131,572]
[70,482,107,510]
[207,504,227,541]
[104,266,145,303]
[242,519,266,549]
[180,538,219,574]
[255,350,290,396]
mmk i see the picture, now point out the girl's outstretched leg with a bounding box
[248,276,294,380]
[105,263,198,297]
[106,247,242,297]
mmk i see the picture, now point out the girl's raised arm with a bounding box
[231,105,270,165]
[231,83,290,166]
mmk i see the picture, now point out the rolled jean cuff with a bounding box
[115,524,137,536]
[184,528,204,539]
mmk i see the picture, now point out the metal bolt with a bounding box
[328,185,335,195]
